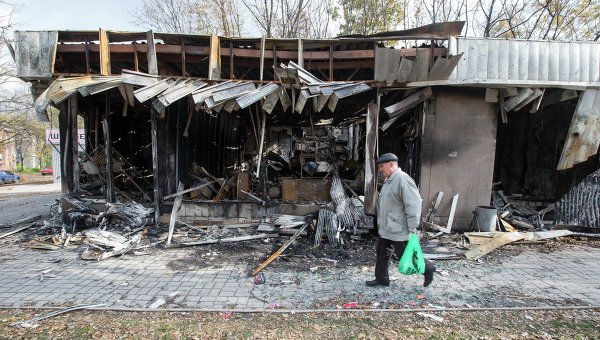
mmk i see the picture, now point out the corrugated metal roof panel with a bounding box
[447,37,600,88]
[14,31,58,79]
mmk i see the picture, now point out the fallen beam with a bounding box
[251,223,309,276]
[0,223,34,240]
[162,180,216,201]
[465,231,524,260]
[166,182,185,247]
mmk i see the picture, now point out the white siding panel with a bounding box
[447,38,600,87]
[477,39,489,79]
[528,41,539,81]
[467,40,478,79]
[508,40,519,80]
[497,40,509,80]
[486,39,499,79]
[569,43,580,82]
[548,41,560,81]
[558,44,569,82]
[518,41,529,80]
[590,44,600,82]
[538,42,549,81]
[579,43,590,83]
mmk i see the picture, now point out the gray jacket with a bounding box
[376,168,422,241]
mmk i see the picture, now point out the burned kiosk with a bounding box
[12,21,600,244]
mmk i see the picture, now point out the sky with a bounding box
[9,0,145,32]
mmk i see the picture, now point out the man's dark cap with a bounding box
[376,153,398,164]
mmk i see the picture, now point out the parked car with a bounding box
[0,170,20,184]
[41,167,54,175]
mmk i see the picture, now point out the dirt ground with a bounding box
[1,308,598,338]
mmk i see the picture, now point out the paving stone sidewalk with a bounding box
[1,244,599,310]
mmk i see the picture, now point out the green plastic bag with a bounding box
[398,234,425,275]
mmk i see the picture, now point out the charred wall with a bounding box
[420,87,497,230]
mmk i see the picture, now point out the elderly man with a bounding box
[366,152,436,288]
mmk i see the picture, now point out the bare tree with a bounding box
[241,0,276,37]
[470,0,598,40]
[210,0,244,36]
[241,0,333,38]
[130,0,244,36]
[421,0,467,23]
[336,0,404,36]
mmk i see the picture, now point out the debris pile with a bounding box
[490,189,551,231]
[555,168,600,229]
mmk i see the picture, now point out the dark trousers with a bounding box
[375,237,436,283]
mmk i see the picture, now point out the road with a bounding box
[0,182,61,226]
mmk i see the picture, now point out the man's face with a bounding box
[378,161,397,178]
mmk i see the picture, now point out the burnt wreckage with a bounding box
[12,21,600,248]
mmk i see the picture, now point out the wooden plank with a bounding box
[259,36,265,83]
[251,223,309,275]
[531,230,573,241]
[99,29,111,76]
[162,180,216,201]
[445,194,459,232]
[0,224,33,240]
[465,232,524,260]
[255,110,267,177]
[166,182,185,247]
[297,38,303,68]
[208,34,221,80]
[146,31,158,75]
[499,218,516,231]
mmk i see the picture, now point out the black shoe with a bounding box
[366,280,389,287]
[423,270,434,287]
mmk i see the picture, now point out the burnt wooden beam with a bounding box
[150,107,161,225]
[69,95,80,194]
[147,30,158,75]
[229,41,234,79]
[99,29,111,75]
[133,42,139,71]
[58,101,70,195]
[102,116,115,203]
[56,44,447,61]
[181,42,186,76]
[329,43,334,81]
[84,38,90,74]
[209,34,221,80]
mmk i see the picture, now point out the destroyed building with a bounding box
[11,21,600,236]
